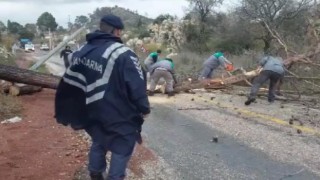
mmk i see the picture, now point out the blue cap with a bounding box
[101,14,124,29]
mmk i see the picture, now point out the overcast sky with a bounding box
[0,0,238,27]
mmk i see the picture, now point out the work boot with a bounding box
[90,172,104,180]
[148,91,154,96]
[245,98,255,106]
[167,91,175,97]
[268,99,274,103]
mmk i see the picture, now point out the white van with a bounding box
[25,43,35,52]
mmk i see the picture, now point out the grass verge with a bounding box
[0,93,22,121]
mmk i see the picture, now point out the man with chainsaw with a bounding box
[144,49,162,72]
[199,51,233,80]
[245,52,285,105]
[148,57,177,97]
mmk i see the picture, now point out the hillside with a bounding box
[89,6,153,30]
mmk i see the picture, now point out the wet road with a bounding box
[143,104,319,180]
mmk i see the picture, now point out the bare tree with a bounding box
[185,0,223,52]
[188,0,223,23]
[241,0,312,51]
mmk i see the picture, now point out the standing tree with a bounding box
[25,23,37,33]
[240,0,312,51]
[188,0,223,24]
[153,14,174,24]
[0,21,6,32]
[74,15,89,27]
[57,26,67,33]
[184,0,223,52]
[37,12,58,31]
[0,21,5,41]
[7,20,23,34]
[18,28,35,40]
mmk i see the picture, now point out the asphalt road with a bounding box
[143,103,319,180]
[36,48,320,179]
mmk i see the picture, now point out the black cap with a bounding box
[101,14,124,29]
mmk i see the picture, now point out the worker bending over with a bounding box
[245,53,285,105]
[148,58,177,97]
[144,49,161,72]
[199,51,232,80]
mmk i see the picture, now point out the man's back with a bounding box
[151,59,174,72]
[55,31,149,133]
[203,55,226,69]
[260,56,284,74]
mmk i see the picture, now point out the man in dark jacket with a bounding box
[60,45,73,68]
[55,14,150,180]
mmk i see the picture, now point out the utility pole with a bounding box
[48,28,52,50]
[29,26,87,70]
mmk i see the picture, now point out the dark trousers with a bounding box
[85,125,134,180]
[249,70,284,102]
[63,57,70,68]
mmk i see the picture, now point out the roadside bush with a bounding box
[0,93,22,121]
[1,34,16,51]
[137,29,150,39]
[144,43,162,53]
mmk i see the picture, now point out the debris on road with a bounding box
[280,168,305,180]
[1,116,22,124]
[177,107,211,111]
[297,129,302,134]
[211,136,219,143]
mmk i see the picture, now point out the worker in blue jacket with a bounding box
[199,51,232,80]
[245,54,285,105]
[55,14,150,180]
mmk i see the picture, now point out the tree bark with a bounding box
[9,85,42,96]
[174,70,260,92]
[0,64,61,89]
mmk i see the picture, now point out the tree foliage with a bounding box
[188,0,223,23]
[7,20,23,34]
[240,0,312,51]
[0,21,6,32]
[153,14,174,24]
[37,12,58,31]
[25,23,37,33]
[182,0,223,52]
[57,26,67,33]
[18,28,35,40]
[89,6,153,29]
[75,15,89,26]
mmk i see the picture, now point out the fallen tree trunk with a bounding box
[0,64,61,89]
[9,84,42,96]
[285,76,320,80]
[174,69,260,92]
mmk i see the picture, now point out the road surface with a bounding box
[37,50,320,179]
[142,93,320,179]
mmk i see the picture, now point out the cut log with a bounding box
[9,84,42,96]
[0,80,12,93]
[0,64,61,89]
[173,69,260,92]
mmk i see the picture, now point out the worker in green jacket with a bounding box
[144,49,162,72]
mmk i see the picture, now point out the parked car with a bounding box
[24,43,35,52]
[40,44,50,51]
